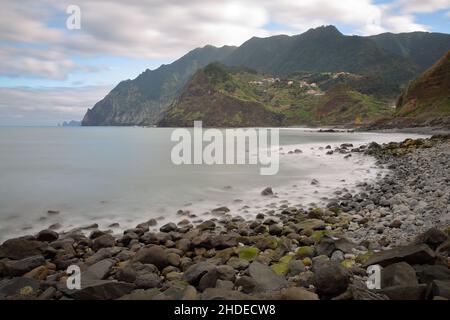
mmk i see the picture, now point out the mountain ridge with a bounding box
[82,26,450,127]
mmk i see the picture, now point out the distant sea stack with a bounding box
[59,120,81,127]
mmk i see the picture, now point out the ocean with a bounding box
[0,126,428,241]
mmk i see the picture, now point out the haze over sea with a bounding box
[0,127,428,241]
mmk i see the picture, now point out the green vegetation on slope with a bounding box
[396,51,450,119]
[83,26,450,127]
[158,63,394,127]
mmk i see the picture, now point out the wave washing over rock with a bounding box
[1,134,449,300]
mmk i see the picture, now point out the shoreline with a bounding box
[0,135,449,300]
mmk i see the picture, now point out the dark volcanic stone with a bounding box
[414,228,448,250]
[414,264,450,283]
[0,237,46,260]
[261,187,273,196]
[132,246,168,270]
[92,234,115,250]
[0,277,40,297]
[60,279,135,300]
[210,235,237,249]
[2,255,46,277]
[378,284,427,300]
[248,261,288,292]
[160,223,178,233]
[381,262,418,288]
[36,229,59,242]
[313,261,350,298]
[183,262,215,285]
[364,244,436,267]
[430,280,450,299]
[82,258,115,280]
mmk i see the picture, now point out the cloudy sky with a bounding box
[0,0,449,125]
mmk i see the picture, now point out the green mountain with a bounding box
[82,45,236,126]
[369,31,450,71]
[396,50,450,120]
[223,26,418,85]
[82,26,450,127]
[158,63,394,127]
[158,63,284,127]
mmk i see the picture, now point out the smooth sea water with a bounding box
[0,127,429,241]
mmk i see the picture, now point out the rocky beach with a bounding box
[1,134,449,300]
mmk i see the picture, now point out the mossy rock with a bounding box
[296,219,326,231]
[271,254,294,275]
[215,248,235,262]
[19,286,34,296]
[279,255,294,265]
[258,236,279,250]
[271,262,289,276]
[340,259,356,269]
[329,207,342,214]
[308,208,323,218]
[443,225,450,237]
[309,230,331,242]
[302,257,312,266]
[296,246,315,259]
[237,246,260,261]
[356,251,373,264]
[236,236,251,245]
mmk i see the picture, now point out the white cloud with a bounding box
[0,0,441,124]
[0,86,112,124]
[399,0,450,13]
[0,0,432,61]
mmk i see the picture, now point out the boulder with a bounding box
[364,244,435,267]
[296,219,325,231]
[287,259,305,277]
[280,287,319,300]
[235,276,257,293]
[0,277,40,298]
[197,221,216,231]
[261,187,273,196]
[316,236,356,257]
[378,284,427,300]
[116,266,137,283]
[211,207,230,214]
[118,288,160,300]
[226,257,249,270]
[36,229,59,242]
[85,248,113,265]
[135,273,161,289]
[201,288,254,300]
[92,234,115,250]
[414,228,448,250]
[210,235,237,249]
[2,255,46,276]
[313,261,350,298]
[381,262,418,288]
[183,262,215,285]
[0,237,46,260]
[269,224,283,236]
[60,279,135,300]
[160,223,178,233]
[430,280,450,299]
[176,238,191,252]
[414,264,450,283]
[82,258,115,280]
[248,261,288,292]
[132,246,168,269]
